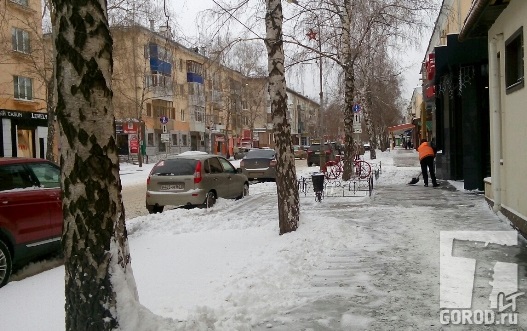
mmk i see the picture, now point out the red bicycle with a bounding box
[323,155,371,180]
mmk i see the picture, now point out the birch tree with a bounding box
[52,0,140,328]
[265,0,299,234]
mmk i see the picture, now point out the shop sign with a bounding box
[123,122,138,134]
[0,109,48,120]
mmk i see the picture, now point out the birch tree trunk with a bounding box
[52,0,138,329]
[45,74,56,162]
[340,0,356,181]
[361,85,377,159]
[265,0,299,235]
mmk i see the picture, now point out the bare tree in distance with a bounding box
[283,0,437,179]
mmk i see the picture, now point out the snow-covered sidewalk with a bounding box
[1,149,525,330]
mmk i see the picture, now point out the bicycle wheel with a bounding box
[354,160,371,179]
[324,160,341,179]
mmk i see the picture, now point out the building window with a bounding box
[171,108,175,119]
[172,133,178,145]
[13,76,32,100]
[12,28,30,53]
[181,134,188,146]
[180,109,185,121]
[505,27,524,94]
[146,103,152,117]
[194,109,204,122]
[147,133,154,146]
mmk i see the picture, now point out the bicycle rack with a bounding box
[298,173,374,198]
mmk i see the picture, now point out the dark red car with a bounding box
[0,158,62,287]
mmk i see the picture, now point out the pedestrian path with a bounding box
[255,149,527,330]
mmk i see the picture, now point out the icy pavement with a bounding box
[253,149,527,330]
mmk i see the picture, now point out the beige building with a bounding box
[111,24,319,160]
[0,0,49,158]
[0,11,319,161]
[460,0,527,236]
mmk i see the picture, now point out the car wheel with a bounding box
[147,204,164,214]
[204,191,216,208]
[0,240,12,288]
[242,183,249,197]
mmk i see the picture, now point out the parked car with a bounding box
[306,143,335,167]
[234,147,258,160]
[363,142,371,151]
[146,154,249,213]
[293,145,307,159]
[0,158,62,288]
[240,149,277,181]
[329,141,343,155]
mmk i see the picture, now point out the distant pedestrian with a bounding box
[418,138,439,187]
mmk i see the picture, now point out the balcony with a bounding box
[188,94,205,107]
[189,120,205,132]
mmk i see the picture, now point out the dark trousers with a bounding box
[420,156,437,186]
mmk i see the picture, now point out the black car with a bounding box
[306,143,335,167]
[240,149,277,181]
[234,147,258,160]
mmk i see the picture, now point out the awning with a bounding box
[387,123,414,134]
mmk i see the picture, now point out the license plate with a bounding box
[160,184,183,190]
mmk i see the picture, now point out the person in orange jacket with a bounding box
[418,138,439,187]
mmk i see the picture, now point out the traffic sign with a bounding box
[353,128,362,134]
[162,124,167,133]
[161,133,170,143]
[160,116,169,124]
[352,104,361,113]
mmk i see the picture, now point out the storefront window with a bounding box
[17,129,33,157]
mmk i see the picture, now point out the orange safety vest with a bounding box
[418,142,435,160]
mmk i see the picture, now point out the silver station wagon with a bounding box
[145,153,249,213]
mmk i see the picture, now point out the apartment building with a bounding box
[111,24,319,160]
[0,8,319,161]
[0,0,49,158]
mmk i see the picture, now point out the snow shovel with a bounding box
[408,172,421,185]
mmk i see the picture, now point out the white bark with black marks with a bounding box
[265,0,299,235]
[52,0,139,329]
